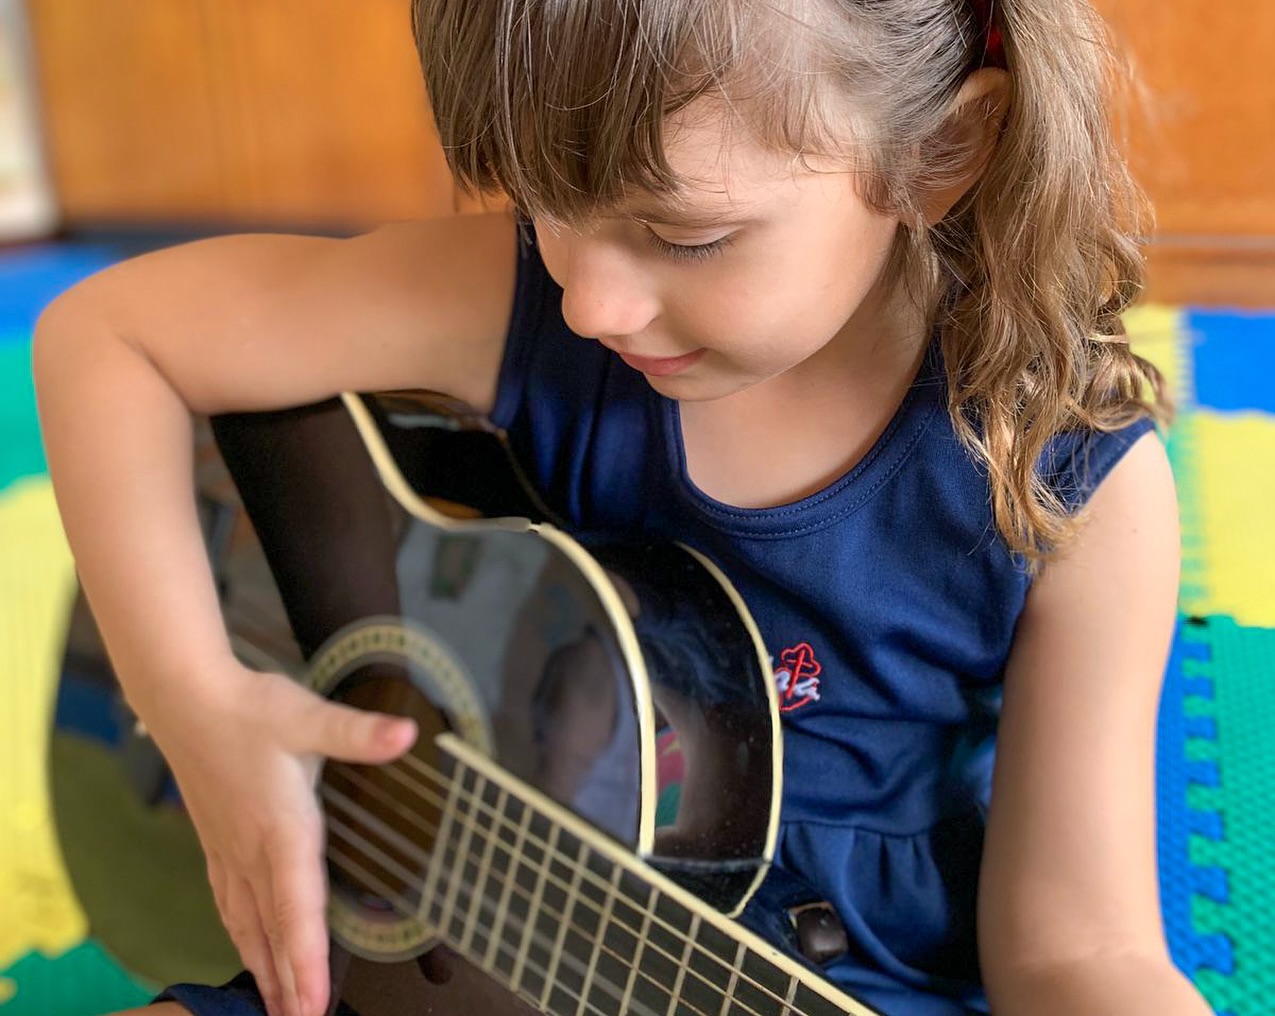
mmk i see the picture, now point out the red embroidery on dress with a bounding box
[774,642,823,712]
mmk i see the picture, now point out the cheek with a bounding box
[788,217,898,325]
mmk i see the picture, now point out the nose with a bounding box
[556,236,660,341]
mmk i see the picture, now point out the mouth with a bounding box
[611,347,706,378]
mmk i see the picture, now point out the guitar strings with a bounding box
[335,753,804,1016]
[323,758,805,1016]
[325,828,678,1016]
[332,756,799,1015]
[324,836,668,1016]
[323,798,799,1016]
[321,781,739,1016]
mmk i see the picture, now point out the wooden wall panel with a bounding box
[1090,0,1275,306]
[202,0,454,225]
[25,1,1275,305]
[27,0,455,228]
[27,1,225,220]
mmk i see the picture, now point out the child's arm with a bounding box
[33,212,518,1016]
[977,432,1214,1015]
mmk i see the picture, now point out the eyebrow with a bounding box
[616,193,754,229]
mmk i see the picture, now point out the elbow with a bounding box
[32,281,139,423]
[34,282,103,374]
[982,945,1209,1016]
[32,288,88,402]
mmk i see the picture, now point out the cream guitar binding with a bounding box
[50,392,880,1016]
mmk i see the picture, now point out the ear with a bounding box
[918,67,1010,226]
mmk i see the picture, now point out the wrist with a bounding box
[118,644,251,732]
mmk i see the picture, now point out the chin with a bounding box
[643,371,756,403]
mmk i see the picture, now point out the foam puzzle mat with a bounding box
[1,244,1271,1015]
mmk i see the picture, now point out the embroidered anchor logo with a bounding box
[774,642,823,713]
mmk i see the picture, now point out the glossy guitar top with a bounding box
[50,392,880,1016]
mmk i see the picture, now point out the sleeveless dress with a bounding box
[484,233,1155,1016]
[156,232,1154,1016]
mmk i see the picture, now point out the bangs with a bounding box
[414,0,849,222]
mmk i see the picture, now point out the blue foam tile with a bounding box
[1179,635,1213,660]
[1192,933,1236,977]
[1187,759,1222,788]
[0,244,121,337]
[1185,716,1219,740]
[1188,810,1225,841]
[1188,309,1275,414]
[1191,866,1231,905]
[1156,620,1234,980]
[1185,677,1217,700]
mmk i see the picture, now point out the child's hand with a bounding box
[144,664,418,1016]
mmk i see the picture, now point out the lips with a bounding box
[612,348,706,377]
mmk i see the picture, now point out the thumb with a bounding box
[300,699,418,764]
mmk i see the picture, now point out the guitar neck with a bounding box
[422,735,875,1016]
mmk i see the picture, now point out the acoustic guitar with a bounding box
[49,392,879,1016]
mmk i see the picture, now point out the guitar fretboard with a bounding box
[422,735,867,1016]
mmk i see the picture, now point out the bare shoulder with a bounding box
[979,431,1180,982]
[37,211,519,414]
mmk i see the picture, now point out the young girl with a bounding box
[34,0,1214,1014]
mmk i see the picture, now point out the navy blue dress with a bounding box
[157,233,1154,1016]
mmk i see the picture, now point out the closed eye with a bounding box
[642,229,734,264]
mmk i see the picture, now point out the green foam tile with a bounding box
[1186,618,1275,1015]
[0,339,47,492]
[0,940,153,1015]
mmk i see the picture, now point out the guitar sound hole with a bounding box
[322,673,451,923]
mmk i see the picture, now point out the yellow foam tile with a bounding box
[0,477,87,967]
[1181,412,1275,628]
[1126,304,1189,410]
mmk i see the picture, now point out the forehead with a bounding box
[621,98,831,219]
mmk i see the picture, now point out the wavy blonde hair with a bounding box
[413,0,1170,564]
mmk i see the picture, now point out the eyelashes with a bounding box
[642,229,735,264]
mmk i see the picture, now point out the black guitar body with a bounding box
[48,393,876,1016]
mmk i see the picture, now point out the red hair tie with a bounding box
[969,0,1006,68]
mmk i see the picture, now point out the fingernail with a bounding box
[379,716,413,746]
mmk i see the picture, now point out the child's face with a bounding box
[532,98,902,403]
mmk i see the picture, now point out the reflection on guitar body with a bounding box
[50,392,880,1016]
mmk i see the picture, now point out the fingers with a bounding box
[209,855,284,1016]
[293,696,418,765]
[264,822,333,1016]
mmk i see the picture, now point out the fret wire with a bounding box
[327,815,759,1016]
[618,885,658,1015]
[348,756,699,957]
[325,757,802,1016]
[574,862,625,1016]
[328,765,797,1016]
[439,769,487,936]
[511,820,560,994]
[329,841,676,1016]
[325,776,788,1016]
[539,838,591,1012]
[459,785,508,956]
[326,806,688,1016]
[417,755,462,925]
[483,794,534,974]
[719,941,748,1016]
[666,913,701,1016]
[783,974,800,1016]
